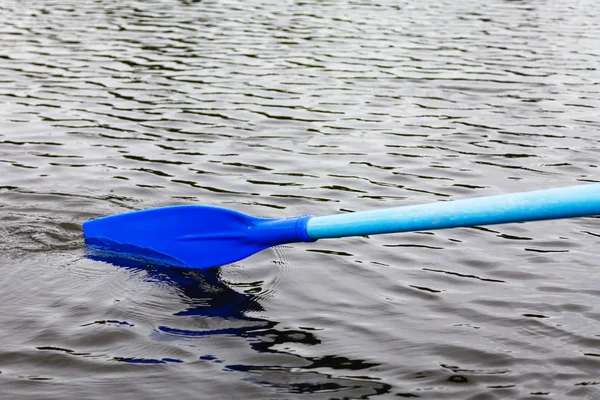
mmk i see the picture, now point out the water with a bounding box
[1,0,599,398]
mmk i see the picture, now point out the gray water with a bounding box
[1,0,600,398]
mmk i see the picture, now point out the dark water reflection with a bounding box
[1,0,600,398]
[91,257,392,397]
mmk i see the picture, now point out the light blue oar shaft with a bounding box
[305,183,600,239]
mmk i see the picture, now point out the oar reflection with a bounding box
[89,255,392,397]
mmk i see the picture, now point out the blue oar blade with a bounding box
[83,206,313,269]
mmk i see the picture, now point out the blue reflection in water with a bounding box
[88,254,392,397]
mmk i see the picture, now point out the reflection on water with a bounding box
[93,255,392,397]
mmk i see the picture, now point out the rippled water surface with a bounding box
[1,0,600,398]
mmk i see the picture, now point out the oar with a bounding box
[83,183,600,269]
